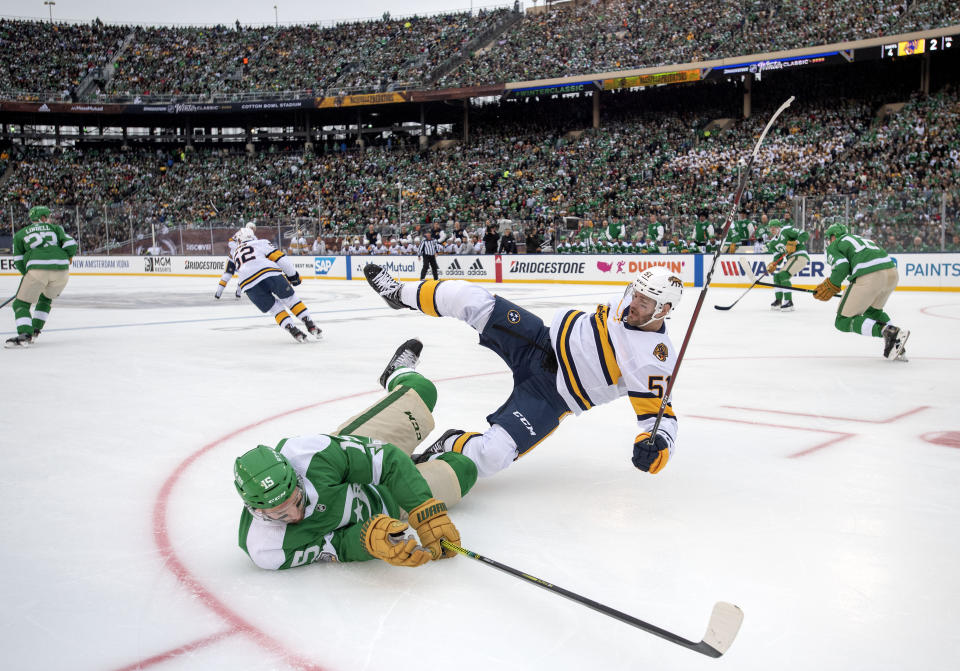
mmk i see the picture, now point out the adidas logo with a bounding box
[446,258,465,276]
[467,258,486,276]
[38,104,51,112]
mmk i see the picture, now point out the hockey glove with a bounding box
[214,287,223,299]
[766,261,778,274]
[814,278,841,301]
[785,240,798,254]
[407,497,460,559]
[286,273,302,286]
[632,432,670,474]
[359,515,432,567]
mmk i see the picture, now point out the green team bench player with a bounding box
[6,206,77,348]
[234,339,478,569]
[814,224,909,360]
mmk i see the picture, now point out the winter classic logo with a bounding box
[314,256,335,275]
[144,256,172,273]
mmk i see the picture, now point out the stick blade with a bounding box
[713,304,733,311]
[697,602,744,657]
[737,258,757,282]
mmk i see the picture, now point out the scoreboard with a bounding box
[880,34,954,58]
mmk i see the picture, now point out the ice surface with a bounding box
[2,275,958,671]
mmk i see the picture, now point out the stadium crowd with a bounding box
[3,74,957,254]
[0,1,958,99]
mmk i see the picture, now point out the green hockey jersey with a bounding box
[238,434,461,569]
[13,221,78,274]
[766,224,810,260]
[825,234,895,286]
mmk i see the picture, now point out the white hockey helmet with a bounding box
[235,227,256,244]
[245,221,257,231]
[632,266,683,317]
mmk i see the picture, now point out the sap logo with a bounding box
[512,410,537,436]
[314,256,335,275]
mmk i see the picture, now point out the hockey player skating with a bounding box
[234,339,477,569]
[765,219,810,311]
[814,223,909,360]
[364,263,681,478]
[216,227,321,342]
[5,206,77,348]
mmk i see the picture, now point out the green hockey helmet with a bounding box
[29,206,51,221]
[234,445,299,510]
[824,223,848,240]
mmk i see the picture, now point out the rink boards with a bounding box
[1,252,958,290]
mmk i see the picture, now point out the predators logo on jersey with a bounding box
[653,343,669,362]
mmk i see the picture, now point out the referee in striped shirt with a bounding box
[418,229,441,280]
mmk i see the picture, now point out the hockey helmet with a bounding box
[824,223,848,240]
[234,446,302,513]
[29,206,51,221]
[632,266,683,317]
[235,227,256,244]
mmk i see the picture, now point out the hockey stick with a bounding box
[753,280,835,296]
[648,96,795,439]
[441,540,743,658]
[714,277,763,310]
[1,295,14,309]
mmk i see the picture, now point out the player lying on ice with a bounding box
[363,263,681,479]
[234,339,477,569]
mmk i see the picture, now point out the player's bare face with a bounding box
[260,486,306,523]
[626,292,662,328]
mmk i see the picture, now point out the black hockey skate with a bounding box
[302,317,323,339]
[412,429,465,464]
[286,324,308,343]
[379,338,423,388]
[770,298,782,310]
[780,299,795,312]
[4,333,33,348]
[364,263,410,310]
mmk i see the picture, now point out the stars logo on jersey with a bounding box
[653,343,669,362]
[507,309,521,324]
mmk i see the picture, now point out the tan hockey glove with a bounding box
[408,498,460,559]
[766,261,778,274]
[359,514,432,567]
[785,240,798,254]
[814,278,841,301]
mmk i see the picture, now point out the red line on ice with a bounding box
[125,371,506,671]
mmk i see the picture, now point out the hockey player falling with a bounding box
[234,339,476,569]
[216,227,322,342]
[364,263,681,479]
